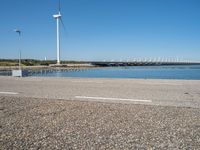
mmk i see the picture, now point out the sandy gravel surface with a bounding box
[1,96,200,149]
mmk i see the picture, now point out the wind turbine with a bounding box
[14,29,21,70]
[53,0,65,65]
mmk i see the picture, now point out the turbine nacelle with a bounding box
[53,12,61,19]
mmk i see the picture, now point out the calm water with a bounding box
[1,65,200,80]
[28,65,200,80]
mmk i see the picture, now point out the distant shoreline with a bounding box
[0,63,200,71]
[1,59,200,68]
[0,64,97,71]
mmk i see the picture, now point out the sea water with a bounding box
[28,65,200,80]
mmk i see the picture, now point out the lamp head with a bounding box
[14,29,21,35]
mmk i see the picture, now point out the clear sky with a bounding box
[0,0,200,61]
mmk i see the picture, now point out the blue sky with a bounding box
[0,0,200,61]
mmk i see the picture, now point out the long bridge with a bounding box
[91,60,200,67]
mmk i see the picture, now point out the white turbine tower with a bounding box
[53,0,65,65]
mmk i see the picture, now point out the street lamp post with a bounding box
[14,29,21,70]
[12,29,26,77]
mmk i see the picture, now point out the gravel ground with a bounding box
[1,96,200,149]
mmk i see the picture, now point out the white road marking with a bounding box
[75,96,152,103]
[143,82,182,86]
[0,91,19,95]
[71,81,103,83]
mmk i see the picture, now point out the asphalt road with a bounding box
[0,76,200,108]
[1,77,200,149]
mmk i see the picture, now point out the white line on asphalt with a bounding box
[75,96,152,103]
[0,92,19,95]
[71,81,103,83]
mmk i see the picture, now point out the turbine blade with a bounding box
[60,18,66,31]
[58,0,61,12]
[60,18,68,37]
